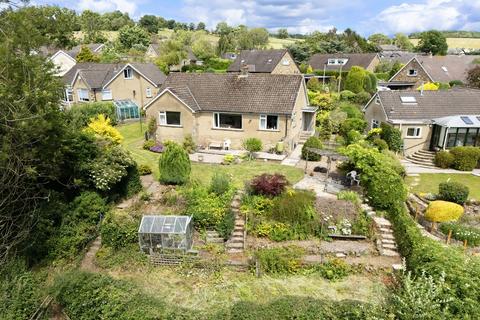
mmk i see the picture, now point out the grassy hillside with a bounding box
[74,29,299,49]
[410,38,480,49]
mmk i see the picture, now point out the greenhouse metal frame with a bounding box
[138,215,193,254]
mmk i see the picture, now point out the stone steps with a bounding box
[405,150,436,167]
[371,212,400,258]
[206,230,224,244]
[226,190,246,253]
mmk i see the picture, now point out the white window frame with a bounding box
[77,88,90,102]
[65,87,73,102]
[101,89,112,101]
[259,114,279,131]
[146,87,152,98]
[159,111,181,126]
[124,68,133,79]
[406,127,422,138]
[408,69,417,76]
[213,112,243,130]
[375,96,380,104]
[327,58,336,65]
[371,119,380,129]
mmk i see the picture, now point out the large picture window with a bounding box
[159,111,181,126]
[213,113,242,129]
[102,89,112,100]
[259,114,279,130]
[77,88,89,102]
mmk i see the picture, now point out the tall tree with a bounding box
[0,8,67,265]
[196,22,206,31]
[80,10,105,43]
[139,14,159,34]
[76,45,100,62]
[416,30,448,55]
[393,33,414,51]
[368,33,391,45]
[277,28,288,39]
[118,25,150,50]
[102,11,134,31]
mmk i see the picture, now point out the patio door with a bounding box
[302,112,314,131]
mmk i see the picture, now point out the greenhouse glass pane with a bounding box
[151,216,165,234]
[162,216,176,233]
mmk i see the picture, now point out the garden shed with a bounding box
[138,215,194,254]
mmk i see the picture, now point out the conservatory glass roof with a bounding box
[433,115,480,128]
[138,215,192,234]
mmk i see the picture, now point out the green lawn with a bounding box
[406,173,480,199]
[117,122,303,187]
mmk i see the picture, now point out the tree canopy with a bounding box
[416,30,448,55]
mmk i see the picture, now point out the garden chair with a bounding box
[346,170,360,186]
[223,139,231,150]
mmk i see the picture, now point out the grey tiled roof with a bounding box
[415,55,480,83]
[155,72,304,114]
[376,89,480,121]
[308,53,378,71]
[62,62,166,88]
[227,49,288,73]
[65,44,104,58]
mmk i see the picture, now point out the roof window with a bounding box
[400,96,417,104]
[461,116,474,125]
[441,66,448,72]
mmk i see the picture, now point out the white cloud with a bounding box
[372,0,480,34]
[78,0,138,16]
[180,0,360,34]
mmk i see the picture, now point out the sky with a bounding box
[32,0,480,36]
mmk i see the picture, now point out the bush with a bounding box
[438,181,469,204]
[372,138,388,151]
[344,66,366,93]
[337,190,360,204]
[338,101,363,119]
[183,135,196,154]
[209,172,231,195]
[67,102,117,129]
[339,90,356,101]
[138,164,152,175]
[434,151,454,168]
[449,80,464,87]
[317,258,351,281]
[249,173,288,197]
[143,140,155,150]
[450,146,480,171]
[339,118,367,137]
[354,91,371,104]
[255,246,304,274]
[425,200,464,222]
[111,164,142,199]
[271,190,316,225]
[159,142,191,185]
[223,154,235,164]
[380,123,402,152]
[243,137,262,156]
[301,136,323,160]
[84,114,123,144]
[101,211,138,249]
[51,271,163,320]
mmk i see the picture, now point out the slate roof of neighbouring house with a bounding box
[379,44,403,52]
[227,49,289,73]
[379,52,416,64]
[62,62,166,88]
[147,72,305,114]
[372,89,480,121]
[414,55,480,83]
[308,53,378,71]
[65,43,105,58]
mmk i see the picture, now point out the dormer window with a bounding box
[327,58,348,65]
[124,68,133,79]
[375,95,380,104]
[408,69,417,76]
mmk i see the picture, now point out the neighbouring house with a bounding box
[40,43,105,76]
[144,71,316,152]
[62,62,166,119]
[227,49,300,74]
[308,53,380,73]
[387,55,480,89]
[363,88,480,156]
[146,44,202,70]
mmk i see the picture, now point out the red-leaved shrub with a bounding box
[250,174,288,197]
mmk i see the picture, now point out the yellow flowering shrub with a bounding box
[84,114,123,144]
[425,200,464,222]
[416,82,439,91]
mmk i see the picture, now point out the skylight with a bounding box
[441,66,448,72]
[461,116,474,125]
[400,96,417,104]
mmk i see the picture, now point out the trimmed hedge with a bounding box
[438,181,469,204]
[424,200,464,222]
[449,146,480,171]
[301,136,323,161]
[434,151,454,168]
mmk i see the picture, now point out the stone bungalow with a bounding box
[227,49,300,74]
[387,55,480,89]
[144,72,316,152]
[62,62,166,116]
[363,89,480,156]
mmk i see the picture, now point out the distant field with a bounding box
[410,38,480,49]
[74,29,300,49]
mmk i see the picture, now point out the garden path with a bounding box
[80,236,101,272]
[402,160,480,175]
[293,176,340,198]
[281,144,302,166]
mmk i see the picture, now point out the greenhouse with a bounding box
[114,99,140,121]
[138,215,194,254]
